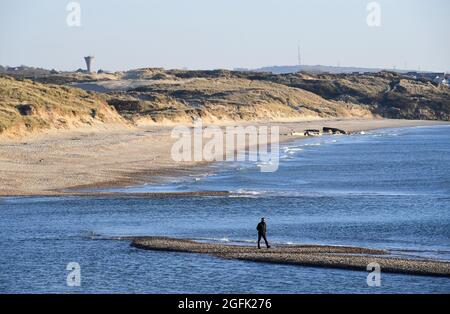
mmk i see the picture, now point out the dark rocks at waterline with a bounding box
[304,129,322,136]
[323,127,347,135]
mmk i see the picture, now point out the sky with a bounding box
[0,0,449,72]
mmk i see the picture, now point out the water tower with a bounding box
[84,56,95,73]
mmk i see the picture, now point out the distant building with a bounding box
[84,56,95,73]
[405,72,420,79]
[97,69,111,74]
[432,73,446,85]
[405,71,448,85]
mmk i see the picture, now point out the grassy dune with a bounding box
[0,70,374,137]
[0,76,126,137]
[2,68,448,137]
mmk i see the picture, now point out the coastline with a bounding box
[0,118,448,196]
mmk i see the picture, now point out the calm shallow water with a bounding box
[1,125,449,293]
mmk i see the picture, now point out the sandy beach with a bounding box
[0,118,447,196]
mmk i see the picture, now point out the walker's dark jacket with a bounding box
[256,222,267,234]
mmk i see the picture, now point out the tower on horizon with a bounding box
[297,46,301,66]
[84,56,95,73]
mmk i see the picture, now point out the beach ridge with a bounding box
[131,236,450,278]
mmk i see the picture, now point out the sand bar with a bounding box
[131,236,450,277]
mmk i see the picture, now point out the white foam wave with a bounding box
[306,142,321,146]
[256,161,273,167]
[229,189,265,198]
[283,147,303,152]
[192,237,230,243]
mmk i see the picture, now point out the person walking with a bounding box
[256,217,271,249]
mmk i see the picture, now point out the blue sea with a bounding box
[1,125,449,293]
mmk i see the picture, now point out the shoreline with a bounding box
[130,237,450,278]
[0,118,448,196]
[0,191,230,198]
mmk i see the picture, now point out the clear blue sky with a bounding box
[1,0,449,72]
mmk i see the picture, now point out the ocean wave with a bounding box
[280,154,295,160]
[302,142,321,147]
[227,189,433,198]
[192,237,231,243]
[256,161,274,169]
[229,189,264,198]
[283,147,304,153]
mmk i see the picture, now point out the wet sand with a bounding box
[0,118,447,196]
[131,237,450,277]
[2,191,230,198]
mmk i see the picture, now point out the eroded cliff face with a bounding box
[375,78,450,120]
[248,71,450,121]
[0,76,127,138]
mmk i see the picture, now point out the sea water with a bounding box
[1,125,449,293]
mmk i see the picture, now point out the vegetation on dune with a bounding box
[248,71,450,121]
[1,67,448,137]
[84,71,373,124]
[0,75,125,136]
[107,68,449,121]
